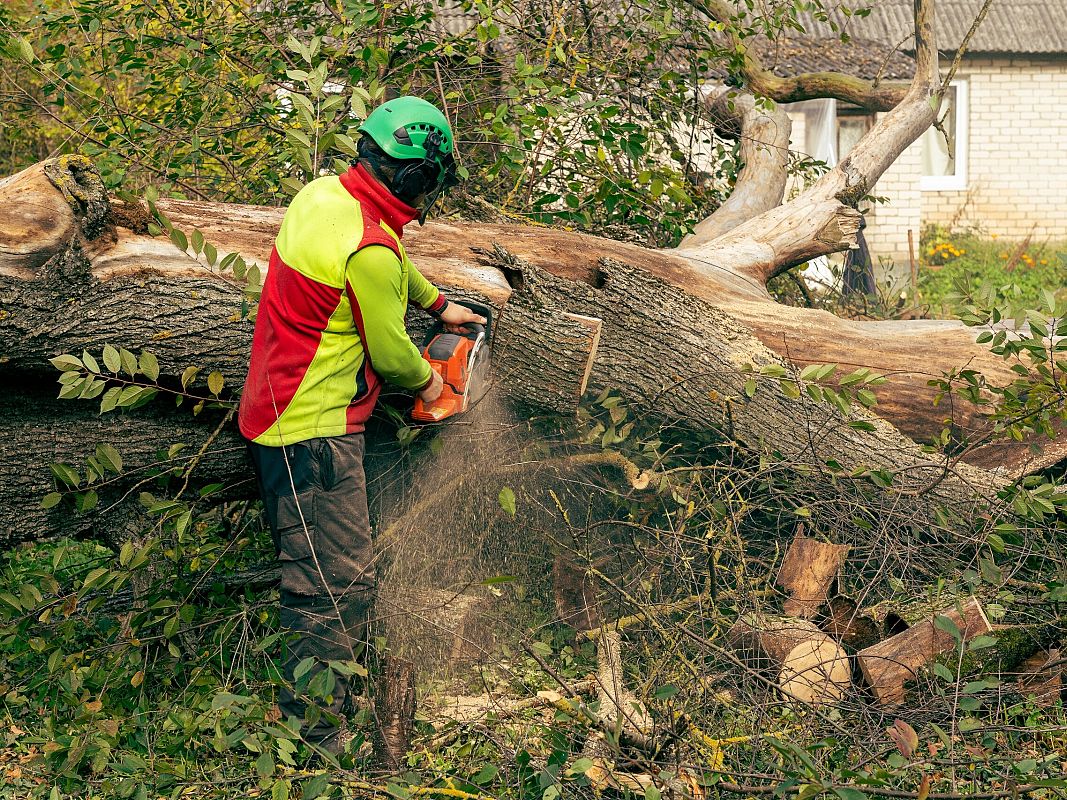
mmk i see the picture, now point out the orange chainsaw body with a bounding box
[411,301,491,423]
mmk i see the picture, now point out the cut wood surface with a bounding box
[727,613,851,705]
[857,597,992,705]
[775,533,849,618]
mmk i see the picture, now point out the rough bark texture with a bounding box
[3,0,1062,545]
[372,655,417,772]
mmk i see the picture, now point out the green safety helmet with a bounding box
[359,96,454,162]
[357,97,459,220]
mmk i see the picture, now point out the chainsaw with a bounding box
[411,300,493,423]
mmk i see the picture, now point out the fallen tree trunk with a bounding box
[0,156,1019,547]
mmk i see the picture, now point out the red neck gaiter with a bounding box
[339,164,419,236]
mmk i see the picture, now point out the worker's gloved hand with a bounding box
[439,301,487,333]
[419,368,444,403]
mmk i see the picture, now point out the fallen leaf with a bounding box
[887,718,919,758]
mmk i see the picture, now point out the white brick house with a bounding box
[786,0,1067,269]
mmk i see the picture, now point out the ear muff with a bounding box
[388,160,437,205]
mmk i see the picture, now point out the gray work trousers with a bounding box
[247,433,375,747]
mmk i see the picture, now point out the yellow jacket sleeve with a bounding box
[345,246,433,391]
[406,260,444,312]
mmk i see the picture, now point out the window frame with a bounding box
[921,78,969,191]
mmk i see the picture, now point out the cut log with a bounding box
[929,622,1064,684]
[0,157,1014,548]
[857,597,992,705]
[775,532,849,618]
[817,595,884,652]
[727,613,851,705]
[1016,649,1063,707]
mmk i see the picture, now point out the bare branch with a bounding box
[682,0,910,111]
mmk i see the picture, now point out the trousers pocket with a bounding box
[275,489,320,594]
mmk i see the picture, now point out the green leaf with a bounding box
[207,371,225,396]
[931,663,955,682]
[82,351,100,374]
[41,492,63,509]
[568,757,594,775]
[272,779,290,800]
[96,444,123,473]
[78,490,99,512]
[102,345,121,373]
[834,790,868,800]
[294,657,317,681]
[472,765,498,784]
[181,366,200,389]
[170,228,188,252]
[498,486,516,517]
[50,354,83,372]
[203,242,217,267]
[287,128,312,148]
[99,387,121,414]
[163,615,180,638]
[138,351,160,381]
[302,774,329,799]
[743,379,756,397]
[50,463,80,488]
[120,348,138,376]
[190,229,204,255]
[256,751,275,779]
[934,614,962,643]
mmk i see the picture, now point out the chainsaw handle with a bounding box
[422,299,492,346]
[448,299,492,339]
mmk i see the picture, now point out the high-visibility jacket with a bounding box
[238,165,446,446]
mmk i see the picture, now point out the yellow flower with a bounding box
[991,233,999,239]
[1040,259,1048,265]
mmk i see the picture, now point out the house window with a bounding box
[837,113,874,159]
[921,79,968,190]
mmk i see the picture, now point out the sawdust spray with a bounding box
[369,386,550,677]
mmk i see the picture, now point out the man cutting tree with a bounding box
[238,96,485,753]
